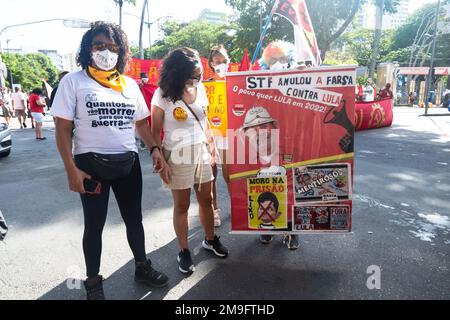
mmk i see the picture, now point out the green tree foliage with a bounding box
[1,52,59,92]
[136,20,236,60]
[388,1,450,67]
[224,0,293,60]
[323,50,358,65]
[225,0,399,61]
[341,28,394,66]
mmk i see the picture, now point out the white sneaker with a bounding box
[213,209,222,227]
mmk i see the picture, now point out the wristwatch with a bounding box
[150,145,161,155]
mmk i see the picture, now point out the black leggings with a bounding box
[75,153,146,278]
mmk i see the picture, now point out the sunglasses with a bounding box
[91,42,119,53]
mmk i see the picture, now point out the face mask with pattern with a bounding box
[92,49,118,71]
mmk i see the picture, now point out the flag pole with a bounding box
[251,0,280,65]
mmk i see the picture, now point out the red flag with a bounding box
[275,0,321,65]
[251,59,261,71]
[239,49,250,71]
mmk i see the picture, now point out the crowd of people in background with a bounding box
[0,71,72,140]
[1,86,35,129]
[355,78,394,102]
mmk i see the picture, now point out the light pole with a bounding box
[138,0,149,59]
[125,12,171,59]
[424,0,442,116]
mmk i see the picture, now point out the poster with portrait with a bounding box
[226,66,356,234]
[247,175,288,230]
[293,163,351,203]
[293,205,351,232]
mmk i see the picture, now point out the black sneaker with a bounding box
[23,122,27,128]
[177,249,195,274]
[84,275,105,300]
[259,234,274,244]
[283,234,300,250]
[135,260,169,287]
[202,235,229,258]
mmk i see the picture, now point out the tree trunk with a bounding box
[119,0,123,26]
[139,0,148,59]
[320,0,361,61]
[369,0,384,78]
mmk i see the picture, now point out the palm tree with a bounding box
[113,0,136,26]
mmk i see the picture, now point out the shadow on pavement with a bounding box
[38,224,227,300]
[38,222,345,300]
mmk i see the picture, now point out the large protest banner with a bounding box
[355,98,393,131]
[225,66,356,234]
[126,58,161,85]
[126,58,241,84]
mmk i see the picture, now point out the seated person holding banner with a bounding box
[249,40,300,250]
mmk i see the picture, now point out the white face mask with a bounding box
[186,79,201,91]
[92,49,118,71]
[141,78,149,84]
[270,61,289,70]
[214,63,229,78]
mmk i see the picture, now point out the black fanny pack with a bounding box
[86,151,136,180]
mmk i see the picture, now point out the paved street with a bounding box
[0,108,449,300]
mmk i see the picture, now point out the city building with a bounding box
[61,52,79,72]
[3,48,23,54]
[38,49,64,70]
[197,9,227,25]
[356,0,410,30]
[383,0,410,29]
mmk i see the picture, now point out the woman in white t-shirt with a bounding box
[51,21,168,300]
[151,48,229,275]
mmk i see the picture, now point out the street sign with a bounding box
[397,67,430,75]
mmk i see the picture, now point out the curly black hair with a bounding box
[158,47,202,103]
[31,88,43,96]
[77,21,131,74]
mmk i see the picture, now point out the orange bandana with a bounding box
[87,66,126,92]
